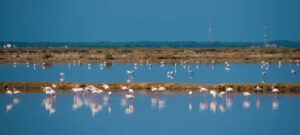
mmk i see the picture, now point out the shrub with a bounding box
[105,54,114,60]
[143,54,150,59]
[43,54,53,59]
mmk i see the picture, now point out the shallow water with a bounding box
[0,63,299,84]
[0,93,299,135]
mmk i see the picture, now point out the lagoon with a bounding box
[0,93,299,135]
[0,63,299,84]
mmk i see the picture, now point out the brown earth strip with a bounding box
[1,82,300,94]
[0,48,300,64]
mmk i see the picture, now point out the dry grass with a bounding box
[0,48,300,63]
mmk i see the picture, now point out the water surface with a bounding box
[0,93,299,135]
[0,63,299,84]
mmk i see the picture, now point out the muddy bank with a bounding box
[0,48,300,63]
[1,82,300,94]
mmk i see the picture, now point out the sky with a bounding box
[0,0,299,42]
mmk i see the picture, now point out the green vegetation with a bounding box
[105,53,114,60]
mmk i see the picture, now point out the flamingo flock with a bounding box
[3,84,283,115]
[3,59,297,115]
[4,59,299,85]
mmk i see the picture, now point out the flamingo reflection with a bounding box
[151,94,166,110]
[272,95,279,111]
[256,96,262,109]
[6,97,21,112]
[218,93,226,113]
[42,95,56,115]
[243,99,251,110]
[225,95,233,109]
[210,99,217,113]
[242,91,251,110]
[188,91,193,111]
[83,93,103,117]
[199,93,208,111]
[121,94,135,115]
[72,94,84,111]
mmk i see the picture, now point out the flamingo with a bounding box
[91,89,103,94]
[72,87,84,93]
[51,84,57,89]
[243,92,251,97]
[6,88,13,95]
[272,88,280,93]
[209,90,217,98]
[125,94,135,99]
[158,86,166,91]
[151,86,158,92]
[42,86,56,95]
[254,86,262,92]
[120,85,128,91]
[128,88,134,93]
[160,61,165,67]
[12,88,21,94]
[225,87,234,92]
[218,91,226,97]
[103,83,110,90]
[45,89,56,95]
[199,87,209,93]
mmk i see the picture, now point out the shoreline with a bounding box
[1,48,300,64]
[1,82,300,94]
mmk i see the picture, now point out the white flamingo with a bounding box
[103,83,110,90]
[255,86,262,92]
[125,94,135,99]
[272,88,279,93]
[72,87,84,93]
[218,91,226,97]
[151,86,158,92]
[209,90,217,98]
[243,92,251,97]
[199,87,209,93]
[225,87,234,92]
[158,86,166,91]
[6,88,13,95]
[120,85,128,91]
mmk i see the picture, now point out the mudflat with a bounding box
[0,48,299,63]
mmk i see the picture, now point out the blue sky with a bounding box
[0,0,299,42]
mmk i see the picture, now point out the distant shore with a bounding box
[0,48,300,64]
[1,82,300,94]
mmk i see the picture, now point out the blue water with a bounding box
[0,63,299,84]
[1,41,300,48]
[0,93,299,135]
